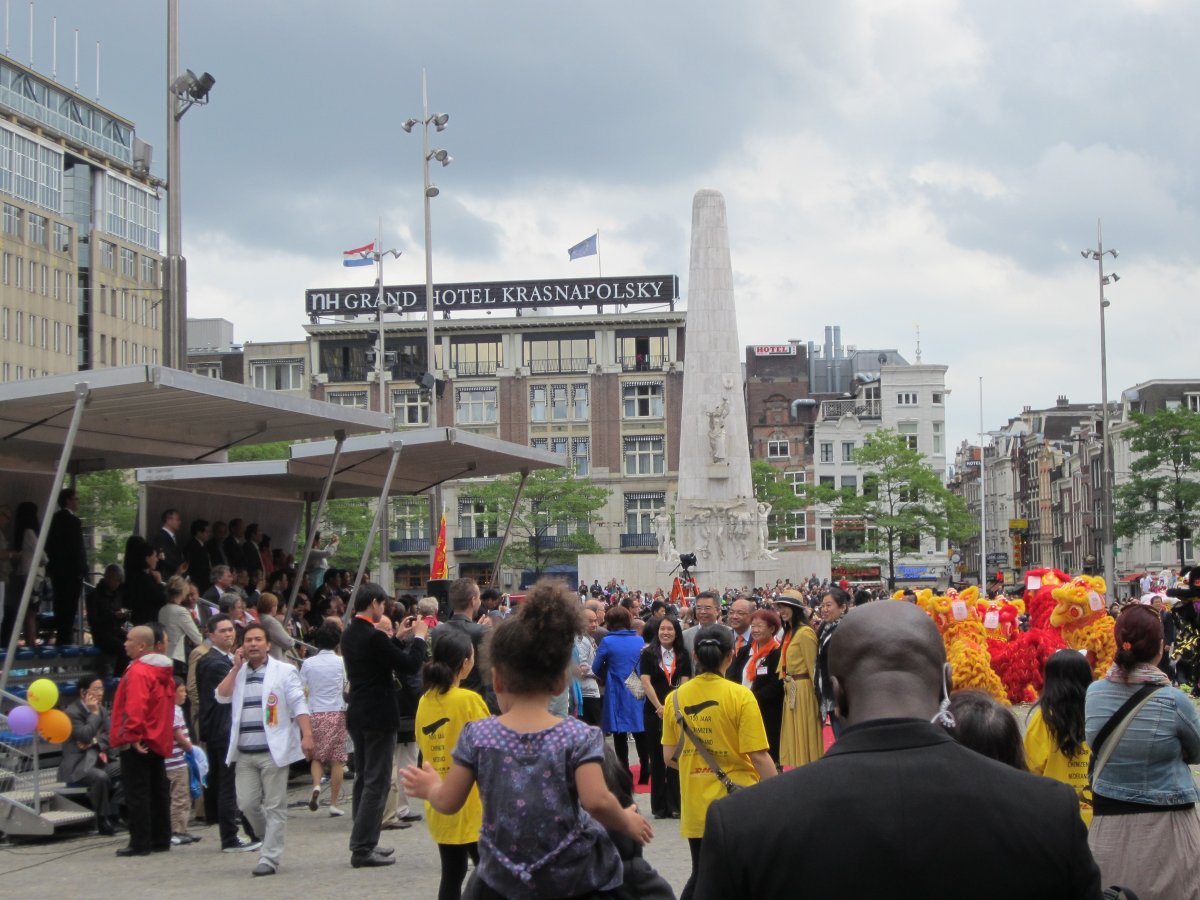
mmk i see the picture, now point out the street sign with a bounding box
[950,553,961,564]
[986,552,1009,566]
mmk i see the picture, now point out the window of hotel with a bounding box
[141,255,156,284]
[39,264,46,295]
[819,441,833,463]
[250,358,304,391]
[898,422,919,451]
[573,438,590,477]
[98,333,106,364]
[455,387,497,424]
[27,314,35,346]
[15,256,22,287]
[572,384,589,421]
[522,336,595,374]
[624,436,665,476]
[1186,393,1200,413]
[932,421,944,455]
[120,247,136,277]
[99,241,114,269]
[391,389,429,425]
[2,253,8,284]
[551,384,569,420]
[625,493,665,534]
[617,333,668,371]
[27,259,34,291]
[622,381,664,418]
[26,212,46,245]
[842,441,855,462]
[530,385,547,422]
[767,439,789,459]
[551,438,569,460]
[932,392,944,405]
[449,338,502,377]
[458,500,497,539]
[2,203,19,235]
[841,475,857,494]
[897,392,917,406]
[530,438,548,452]
[328,391,368,409]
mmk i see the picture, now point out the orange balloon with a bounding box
[37,708,72,744]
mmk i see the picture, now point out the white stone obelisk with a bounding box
[670,190,777,593]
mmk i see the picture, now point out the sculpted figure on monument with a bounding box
[757,501,778,560]
[707,397,730,463]
[654,509,675,562]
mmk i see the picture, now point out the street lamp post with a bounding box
[403,70,452,576]
[164,0,214,369]
[1081,223,1119,592]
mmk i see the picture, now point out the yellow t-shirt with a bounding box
[415,686,491,845]
[661,672,769,838]
[1023,705,1093,826]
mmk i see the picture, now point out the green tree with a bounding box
[469,468,610,577]
[76,470,137,568]
[827,429,975,590]
[1113,407,1200,571]
[228,441,291,462]
[750,459,838,542]
[316,497,376,571]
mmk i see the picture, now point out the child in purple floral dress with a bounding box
[404,581,653,899]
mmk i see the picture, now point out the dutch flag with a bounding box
[343,242,375,267]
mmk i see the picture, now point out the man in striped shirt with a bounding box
[216,623,313,877]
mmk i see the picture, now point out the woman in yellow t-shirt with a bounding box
[1024,649,1093,825]
[663,623,777,900]
[415,630,490,900]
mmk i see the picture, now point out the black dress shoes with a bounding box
[351,850,396,868]
[115,846,151,857]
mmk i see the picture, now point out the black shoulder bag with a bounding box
[670,692,741,795]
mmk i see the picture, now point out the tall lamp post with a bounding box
[403,70,452,576]
[164,0,214,369]
[1081,222,1119,592]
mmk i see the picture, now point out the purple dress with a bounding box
[453,716,623,899]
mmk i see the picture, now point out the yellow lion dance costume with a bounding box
[919,587,1009,705]
[1050,576,1116,680]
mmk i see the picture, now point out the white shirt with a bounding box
[300,650,347,713]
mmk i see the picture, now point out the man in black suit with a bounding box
[152,509,185,581]
[45,488,87,646]
[183,519,212,593]
[223,518,246,573]
[58,676,122,834]
[206,520,229,569]
[695,601,1102,900]
[340,583,428,869]
[724,596,755,683]
[195,614,260,854]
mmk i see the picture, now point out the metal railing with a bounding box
[455,361,499,377]
[453,536,501,552]
[389,537,430,553]
[618,355,664,372]
[620,532,657,549]
[820,399,881,420]
[0,691,45,816]
[528,357,593,374]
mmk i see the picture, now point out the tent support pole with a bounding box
[490,468,529,589]
[284,430,345,623]
[348,439,403,615]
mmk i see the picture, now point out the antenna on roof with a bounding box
[914,324,922,363]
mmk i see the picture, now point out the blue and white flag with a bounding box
[567,233,598,261]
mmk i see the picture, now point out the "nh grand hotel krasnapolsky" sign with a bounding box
[305,275,680,317]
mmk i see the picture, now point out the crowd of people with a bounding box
[6,492,1200,898]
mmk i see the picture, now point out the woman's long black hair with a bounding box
[1039,650,1092,757]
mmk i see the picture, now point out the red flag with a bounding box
[431,510,448,580]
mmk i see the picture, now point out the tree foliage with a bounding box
[750,459,838,542]
[228,441,291,462]
[822,429,976,589]
[468,468,610,576]
[1113,407,1200,571]
[76,470,137,568]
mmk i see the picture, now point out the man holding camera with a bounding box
[340,583,429,869]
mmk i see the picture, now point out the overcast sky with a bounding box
[29,0,1200,453]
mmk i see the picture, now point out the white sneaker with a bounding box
[328,805,345,817]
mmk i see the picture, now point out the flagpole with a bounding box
[596,227,602,278]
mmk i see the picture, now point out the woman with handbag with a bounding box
[1084,604,1200,900]
[638,616,691,819]
[662,624,776,900]
[776,591,822,769]
[593,604,647,780]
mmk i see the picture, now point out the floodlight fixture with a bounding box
[431,113,449,130]
[402,118,418,133]
[425,184,440,198]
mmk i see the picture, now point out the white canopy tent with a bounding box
[136,428,565,619]
[0,366,392,693]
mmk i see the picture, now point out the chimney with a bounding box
[833,326,843,359]
[1056,395,1069,408]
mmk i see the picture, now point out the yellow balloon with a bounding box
[37,708,72,744]
[27,678,59,713]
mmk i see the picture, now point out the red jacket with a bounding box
[109,653,176,758]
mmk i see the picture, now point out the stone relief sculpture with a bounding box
[707,397,730,463]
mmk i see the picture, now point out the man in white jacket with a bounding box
[216,622,313,877]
